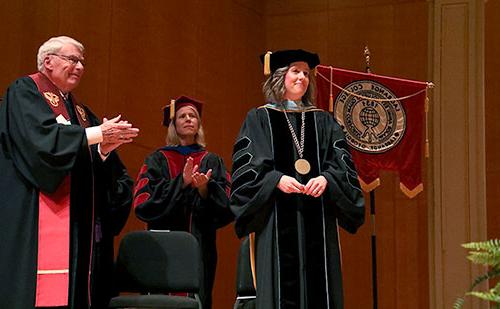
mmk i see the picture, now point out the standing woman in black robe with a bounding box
[230,50,365,309]
[133,96,234,309]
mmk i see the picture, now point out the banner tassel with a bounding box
[424,89,430,158]
[329,66,333,112]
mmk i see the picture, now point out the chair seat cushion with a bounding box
[109,294,199,308]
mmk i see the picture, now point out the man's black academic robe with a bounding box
[0,77,133,309]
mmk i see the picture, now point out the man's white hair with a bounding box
[37,36,84,72]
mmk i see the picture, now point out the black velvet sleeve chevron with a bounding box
[316,112,365,234]
[230,108,283,238]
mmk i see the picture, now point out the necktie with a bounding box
[63,96,79,125]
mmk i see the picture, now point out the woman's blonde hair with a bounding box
[165,106,206,147]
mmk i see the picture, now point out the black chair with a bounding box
[108,230,202,309]
[233,237,256,309]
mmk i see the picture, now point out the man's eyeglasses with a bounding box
[50,54,86,67]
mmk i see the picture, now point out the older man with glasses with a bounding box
[0,36,139,309]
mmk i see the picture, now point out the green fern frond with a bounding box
[467,251,500,266]
[462,239,500,251]
[463,239,500,269]
[467,290,500,303]
[454,240,500,308]
[468,268,500,291]
[452,297,465,309]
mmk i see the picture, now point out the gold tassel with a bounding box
[170,99,175,120]
[263,51,272,76]
[329,95,333,113]
[425,90,430,158]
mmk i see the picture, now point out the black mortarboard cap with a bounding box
[259,49,320,75]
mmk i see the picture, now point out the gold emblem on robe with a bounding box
[76,105,87,121]
[43,92,60,107]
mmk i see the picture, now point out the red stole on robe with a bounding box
[160,148,207,232]
[160,149,208,178]
[28,72,90,307]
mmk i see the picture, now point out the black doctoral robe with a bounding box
[0,76,133,309]
[91,150,133,308]
[134,145,234,309]
[230,104,365,309]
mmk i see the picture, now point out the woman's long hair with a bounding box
[262,66,316,106]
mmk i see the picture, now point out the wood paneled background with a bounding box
[0,1,497,308]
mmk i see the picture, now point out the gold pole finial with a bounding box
[364,46,371,74]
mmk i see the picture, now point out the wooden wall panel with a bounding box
[108,1,199,149]
[212,2,267,306]
[485,0,500,241]
[60,0,114,118]
[438,7,470,301]
[264,10,329,54]
[429,1,487,308]
[0,0,61,87]
[331,5,397,73]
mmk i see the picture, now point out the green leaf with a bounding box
[455,239,500,307]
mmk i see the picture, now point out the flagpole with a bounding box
[369,190,378,309]
[364,46,378,309]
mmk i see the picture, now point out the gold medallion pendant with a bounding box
[295,158,311,175]
[282,105,310,175]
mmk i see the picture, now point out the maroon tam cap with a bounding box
[162,95,204,126]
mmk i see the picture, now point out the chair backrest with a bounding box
[235,236,256,297]
[114,230,201,294]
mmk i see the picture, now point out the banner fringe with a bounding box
[359,177,381,192]
[399,183,423,199]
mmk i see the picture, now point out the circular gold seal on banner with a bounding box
[334,80,406,153]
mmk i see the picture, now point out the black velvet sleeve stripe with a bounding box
[340,153,357,176]
[333,139,349,153]
[334,140,361,191]
[230,108,285,237]
[231,169,258,198]
[233,136,251,153]
[316,112,364,234]
[232,152,253,177]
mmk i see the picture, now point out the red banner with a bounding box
[316,66,428,198]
